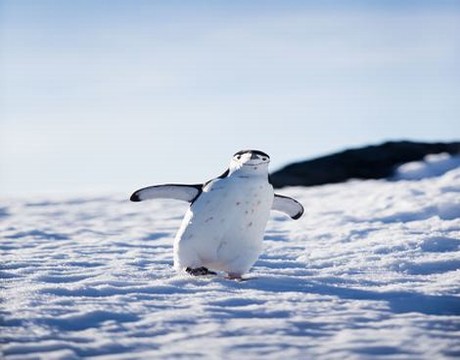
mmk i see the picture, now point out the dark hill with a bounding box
[270,141,460,188]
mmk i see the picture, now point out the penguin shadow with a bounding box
[240,274,460,317]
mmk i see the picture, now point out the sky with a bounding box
[1,0,459,196]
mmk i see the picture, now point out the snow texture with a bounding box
[1,159,460,359]
[394,153,460,181]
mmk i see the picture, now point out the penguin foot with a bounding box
[186,267,217,276]
[226,274,244,281]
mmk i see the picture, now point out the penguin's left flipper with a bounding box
[272,194,304,220]
[130,184,202,203]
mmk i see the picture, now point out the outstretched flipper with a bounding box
[130,184,202,203]
[272,194,304,220]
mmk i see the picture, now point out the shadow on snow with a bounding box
[242,276,460,317]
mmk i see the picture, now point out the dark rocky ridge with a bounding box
[270,141,460,188]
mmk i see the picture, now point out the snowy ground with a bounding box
[1,156,460,359]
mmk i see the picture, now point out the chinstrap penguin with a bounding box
[130,150,304,280]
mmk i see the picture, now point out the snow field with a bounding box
[1,158,460,359]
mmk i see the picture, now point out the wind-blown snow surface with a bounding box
[2,165,460,359]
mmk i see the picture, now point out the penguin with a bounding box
[130,150,304,280]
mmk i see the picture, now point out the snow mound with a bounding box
[1,168,460,359]
[394,153,460,180]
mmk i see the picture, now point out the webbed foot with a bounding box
[186,267,217,276]
[226,273,245,281]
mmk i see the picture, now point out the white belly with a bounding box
[174,176,274,275]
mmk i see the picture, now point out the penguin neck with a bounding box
[229,165,269,180]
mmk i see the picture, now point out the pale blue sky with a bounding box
[1,0,459,196]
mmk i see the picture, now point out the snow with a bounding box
[393,153,460,181]
[1,162,460,359]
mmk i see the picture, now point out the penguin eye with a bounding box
[236,155,241,160]
[262,157,267,161]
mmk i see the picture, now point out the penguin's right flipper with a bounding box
[130,184,202,203]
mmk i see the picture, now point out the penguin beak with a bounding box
[250,153,259,160]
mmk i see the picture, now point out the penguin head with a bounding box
[229,150,270,175]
